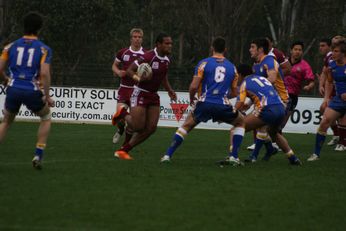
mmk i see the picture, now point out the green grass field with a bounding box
[1,122,346,231]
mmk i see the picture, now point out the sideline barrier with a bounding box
[0,85,324,134]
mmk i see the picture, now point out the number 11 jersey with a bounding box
[0,35,52,91]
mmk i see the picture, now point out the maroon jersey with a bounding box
[115,46,146,87]
[323,51,332,67]
[135,48,170,92]
[268,47,287,65]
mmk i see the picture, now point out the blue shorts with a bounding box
[193,102,238,124]
[259,104,285,127]
[328,95,346,116]
[5,86,45,113]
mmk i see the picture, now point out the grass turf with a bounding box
[0,122,346,231]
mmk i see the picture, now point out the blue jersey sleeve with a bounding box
[40,45,52,64]
[194,60,207,78]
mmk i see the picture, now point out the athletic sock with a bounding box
[120,143,133,153]
[166,128,187,158]
[314,130,327,156]
[251,131,268,159]
[35,143,46,160]
[286,149,298,162]
[230,127,245,158]
[252,138,265,159]
[264,141,275,154]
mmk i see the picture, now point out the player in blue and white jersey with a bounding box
[235,64,301,165]
[160,37,245,166]
[308,40,346,161]
[0,12,54,169]
[248,38,290,158]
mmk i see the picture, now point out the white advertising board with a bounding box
[0,85,324,134]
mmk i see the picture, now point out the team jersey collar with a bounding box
[154,48,169,61]
[129,46,144,54]
[23,35,38,40]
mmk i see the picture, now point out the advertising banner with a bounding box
[0,85,324,134]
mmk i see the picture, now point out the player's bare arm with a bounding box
[162,74,177,101]
[112,60,126,78]
[319,66,328,96]
[280,60,291,76]
[0,59,9,86]
[189,75,202,105]
[40,63,54,107]
[267,69,277,83]
[303,80,315,91]
[323,68,333,103]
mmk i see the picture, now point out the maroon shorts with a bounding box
[117,85,134,105]
[130,87,160,108]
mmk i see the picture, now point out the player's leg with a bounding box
[228,112,245,160]
[0,87,22,143]
[335,115,346,151]
[243,113,267,161]
[24,89,53,169]
[308,107,342,161]
[215,105,245,166]
[114,105,146,160]
[268,127,301,165]
[161,112,198,162]
[112,102,128,144]
[112,87,134,143]
[33,104,52,169]
[119,105,160,156]
[0,110,16,143]
[321,100,339,146]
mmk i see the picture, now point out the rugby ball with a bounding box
[137,63,152,81]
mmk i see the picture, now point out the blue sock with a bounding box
[252,138,265,159]
[314,132,326,156]
[166,133,185,158]
[230,127,245,159]
[264,141,275,154]
[35,147,44,160]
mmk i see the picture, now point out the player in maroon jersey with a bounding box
[111,28,146,144]
[266,36,291,76]
[112,33,177,160]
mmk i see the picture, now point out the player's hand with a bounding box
[303,85,312,92]
[168,90,177,101]
[320,100,328,112]
[46,97,55,107]
[189,96,198,106]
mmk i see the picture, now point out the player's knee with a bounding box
[40,110,52,121]
[176,127,188,139]
[233,127,245,136]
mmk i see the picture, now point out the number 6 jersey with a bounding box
[0,35,52,91]
[194,55,238,105]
